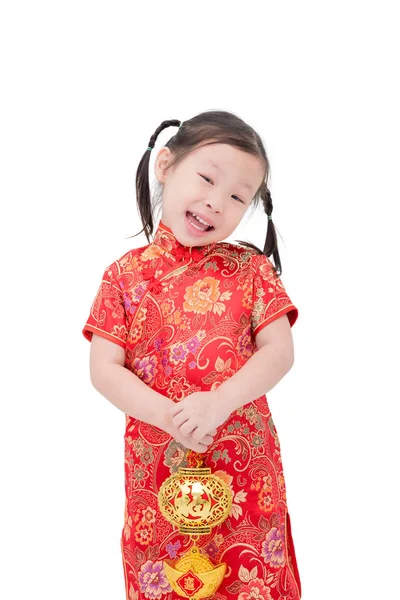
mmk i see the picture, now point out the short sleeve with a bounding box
[82,262,128,349]
[250,253,298,336]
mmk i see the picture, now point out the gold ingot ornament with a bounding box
[157,451,232,599]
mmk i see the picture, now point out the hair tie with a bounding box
[268,215,272,220]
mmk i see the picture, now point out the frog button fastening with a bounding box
[174,247,190,262]
[141,265,156,280]
[148,280,163,295]
[191,248,204,263]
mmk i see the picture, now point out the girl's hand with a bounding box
[166,420,217,454]
[161,400,218,453]
[169,391,231,443]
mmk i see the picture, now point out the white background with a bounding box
[1,1,399,598]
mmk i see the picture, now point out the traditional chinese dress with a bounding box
[82,220,302,600]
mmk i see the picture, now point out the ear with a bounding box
[154,147,173,183]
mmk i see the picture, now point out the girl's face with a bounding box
[154,142,265,247]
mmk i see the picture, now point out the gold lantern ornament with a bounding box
[157,450,232,599]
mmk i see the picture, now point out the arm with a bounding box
[89,337,171,429]
[170,314,295,440]
[88,334,216,452]
[216,314,295,413]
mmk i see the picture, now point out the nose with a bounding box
[206,193,223,213]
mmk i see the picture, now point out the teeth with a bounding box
[190,212,212,228]
[191,221,207,230]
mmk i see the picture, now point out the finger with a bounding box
[192,426,208,442]
[182,438,203,453]
[182,432,209,453]
[208,428,217,436]
[195,442,209,453]
[169,403,183,417]
[187,440,206,453]
[179,419,198,437]
[171,412,189,428]
[201,434,214,446]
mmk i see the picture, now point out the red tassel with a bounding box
[141,266,156,279]
[149,281,163,294]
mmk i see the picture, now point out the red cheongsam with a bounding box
[82,220,302,600]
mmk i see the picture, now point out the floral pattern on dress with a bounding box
[83,221,301,599]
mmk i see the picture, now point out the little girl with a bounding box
[82,110,302,600]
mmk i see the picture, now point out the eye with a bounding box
[200,174,212,184]
[199,174,245,204]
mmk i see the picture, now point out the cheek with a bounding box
[178,180,198,203]
[232,202,248,219]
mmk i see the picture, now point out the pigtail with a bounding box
[261,184,282,276]
[235,183,282,276]
[129,119,181,244]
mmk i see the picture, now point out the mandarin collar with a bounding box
[151,220,217,263]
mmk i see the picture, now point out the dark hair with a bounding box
[129,110,285,275]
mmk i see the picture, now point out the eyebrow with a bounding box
[202,160,253,192]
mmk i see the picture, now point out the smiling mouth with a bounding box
[186,211,215,231]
